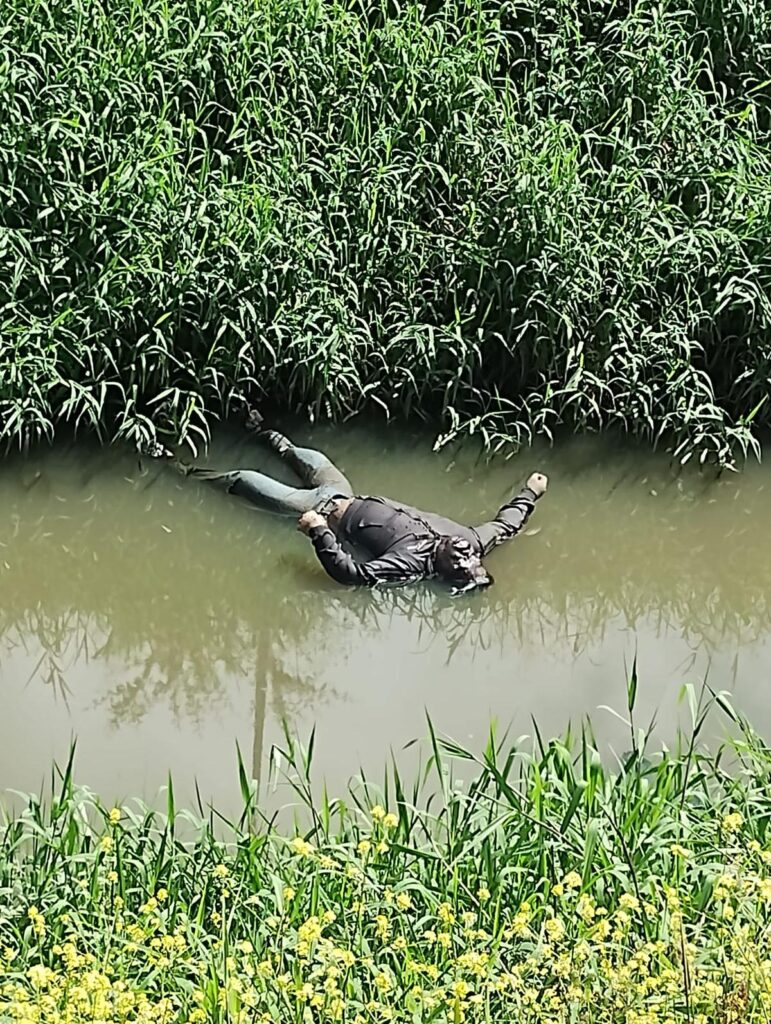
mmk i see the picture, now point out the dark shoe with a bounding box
[262,429,292,456]
[139,439,175,459]
[245,407,265,433]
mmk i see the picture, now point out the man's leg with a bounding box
[255,426,353,495]
[187,467,322,516]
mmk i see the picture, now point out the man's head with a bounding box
[433,536,493,594]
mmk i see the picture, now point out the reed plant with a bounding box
[1,0,769,464]
[1,687,771,1021]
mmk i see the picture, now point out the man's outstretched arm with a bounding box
[299,512,426,587]
[472,472,548,555]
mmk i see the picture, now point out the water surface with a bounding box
[1,425,769,810]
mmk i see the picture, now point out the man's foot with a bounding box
[244,407,264,433]
[243,406,294,456]
[262,429,293,457]
[139,439,175,459]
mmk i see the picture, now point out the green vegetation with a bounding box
[2,690,771,1021]
[1,0,770,463]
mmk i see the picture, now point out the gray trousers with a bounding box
[190,431,353,515]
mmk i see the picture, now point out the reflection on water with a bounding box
[1,425,769,809]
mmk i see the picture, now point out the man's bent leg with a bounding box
[189,467,322,516]
[261,432,353,495]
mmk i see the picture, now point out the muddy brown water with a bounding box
[1,424,769,813]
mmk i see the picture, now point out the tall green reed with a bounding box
[1,0,769,465]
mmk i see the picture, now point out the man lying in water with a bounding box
[161,411,548,594]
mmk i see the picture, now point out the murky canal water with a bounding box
[1,424,769,811]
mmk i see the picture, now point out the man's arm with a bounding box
[472,472,548,555]
[299,514,427,587]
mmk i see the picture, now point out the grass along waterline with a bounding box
[1,686,770,1022]
[1,0,770,465]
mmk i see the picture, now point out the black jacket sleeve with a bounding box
[472,486,539,555]
[307,526,428,586]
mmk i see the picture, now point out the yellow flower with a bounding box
[552,883,565,897]
[107,870,118,884]
[452,980,470,999]
[323,909,337,924]
[291,837,314,858]
[722,812,744,834]
[376,915,391,940]
[477,886,491,902]
[457,950,489,976]
[212,863,229,878]
[99,835,114,854]
[713,874,736,900]
[437,903,455,925]
[371,805,386,822]
[26,965,52,988]
[108,807,121,826]
[510,903,532,937]
[298,916,323,944]
[26,907,45,937]
[375,972,392,992]
[670,843,691,859]
[396,892,412,911]
[576,894,595,923]
[544,917,565,943]
[358,839,372,857]
[563,871,582,890]
[156,888,168,902]
[283,885,296,902]
[383,813,398,829]
[619,893,640,913]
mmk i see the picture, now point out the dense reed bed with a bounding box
[1,0,770,464]
[1,688,771,1021]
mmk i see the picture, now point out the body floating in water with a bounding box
[158,411,548,594]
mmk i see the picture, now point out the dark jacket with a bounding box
[307,487,539,587]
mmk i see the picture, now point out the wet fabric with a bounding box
[308,488,538,587]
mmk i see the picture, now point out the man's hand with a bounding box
[526,472,549,497]
[297,510,327,534]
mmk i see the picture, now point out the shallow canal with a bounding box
[1,423,769,810]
